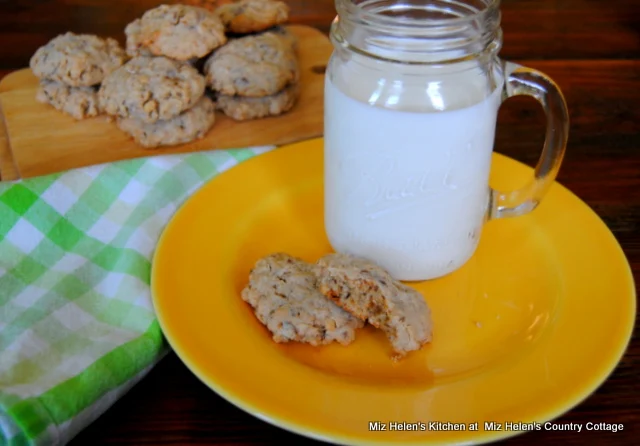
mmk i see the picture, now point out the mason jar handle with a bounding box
[489,61,570,219]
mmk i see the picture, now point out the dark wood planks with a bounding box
[0,0,639,70]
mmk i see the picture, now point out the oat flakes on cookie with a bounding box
[116,96,215,148]
[316,253,433,356]
[204,30,298,97]
[125,4,227,61]
[242,253,364,346]
[217,82,299,120]
[30,32,126,87]
[36,79,100,120]
[216,0,289,34]
[99,56,206,123]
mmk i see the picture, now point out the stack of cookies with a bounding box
[204,0,300,121]
[29,1,300,148]
[30,33,126,120]
[99,56,214,148]
[97,4,227,147]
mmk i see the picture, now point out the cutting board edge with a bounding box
[0,70,26,94]
[0,98,21,181]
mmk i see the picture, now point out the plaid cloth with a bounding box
[0,146,273,445]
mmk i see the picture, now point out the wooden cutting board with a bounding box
[0,25,330,180]
[0,103,20,181]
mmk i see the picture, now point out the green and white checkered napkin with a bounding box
[0,145,273,445]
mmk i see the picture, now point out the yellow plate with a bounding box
[151,138,635,445]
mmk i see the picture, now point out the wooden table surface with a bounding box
[1,0,638,444]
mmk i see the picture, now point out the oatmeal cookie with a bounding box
[125,4,226,61]
[241,253,364,346]
[99,56,206,123]
[316,253,433,356]
[30,32,126,87]
[204,30,298,97]
[216,0,289,34]
[116,96,215,148]
[217,82,298,120]
[36,79,100,120]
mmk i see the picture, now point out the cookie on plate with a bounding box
[316,253,433,356]
[125,4,227,61]
[30,32,126,87]
[204,30,298,97]
[99,56,206,123]
[116,96,215,148]
[216,0,289,34]
[36,79,100,120]
[216,82,299,120]
[241,253,364,346]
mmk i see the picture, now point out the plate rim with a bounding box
[150,137,636,445]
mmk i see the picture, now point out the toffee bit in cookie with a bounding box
[216,0,290,34]
[316,253,433,356]
[125,4,227,60]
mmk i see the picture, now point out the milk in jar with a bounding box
[324,53,504,281]
[324,0,568,281]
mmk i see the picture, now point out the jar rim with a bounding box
[339,0,501,28]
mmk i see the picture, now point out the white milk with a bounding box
[324,70,503,281]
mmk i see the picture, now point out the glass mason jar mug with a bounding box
[324,0,569,281]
